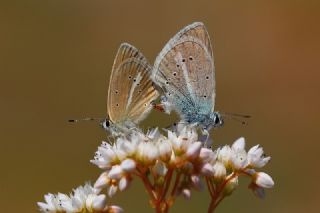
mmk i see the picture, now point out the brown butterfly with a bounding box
[70,43,158,136]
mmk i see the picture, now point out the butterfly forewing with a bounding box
[152,22,216,118]
[107,43,158,125]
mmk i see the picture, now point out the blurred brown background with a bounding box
[1,0,320,212]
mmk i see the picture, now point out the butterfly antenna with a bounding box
[68,117,104,123]
[221,113,251,125]
[223,112,251,118]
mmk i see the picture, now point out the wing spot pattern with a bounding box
[206,76,209,80]
[189,56,193,60]
[182,58,186,62]
[173,72,177,76]
[128,75,132,79]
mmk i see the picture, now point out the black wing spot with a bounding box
[189,56,193,60]
[133,78,136,82]
[138,90,142,93]
[182,58,186,63]
[173,72,177,76]
[206,76,209,80]
[137,83,140,86]
[115,90,118,94]
[203,95,207,98]
[116,103,119,107]
[176,64,180,68]
[165,81,169,85]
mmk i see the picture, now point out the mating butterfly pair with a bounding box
[71,22,224,136]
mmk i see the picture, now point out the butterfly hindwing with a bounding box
[108,43,158,125]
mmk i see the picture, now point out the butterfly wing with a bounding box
[107,43,158,125]
[152,22,216,119]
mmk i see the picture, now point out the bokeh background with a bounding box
[1,0,320,212]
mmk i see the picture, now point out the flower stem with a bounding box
[207,173,237,213]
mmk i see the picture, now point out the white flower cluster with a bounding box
[37,183,123,213]
[91,126,274,200]
[215,137,274,198]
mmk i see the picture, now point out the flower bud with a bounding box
[223,176,238,196]
[201,163,215,176]
[120,159,136,172]
[182,188,191,199]
[108,185,118,197]
[254,172,274,188]
[108,205,124,213]
[108,165,124,179]
[213,162,226,179]
[94,172,110,190]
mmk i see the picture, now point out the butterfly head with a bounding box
[209,112,224,128]
[100,119,111,130]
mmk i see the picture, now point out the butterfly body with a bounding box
[152,22,223,131]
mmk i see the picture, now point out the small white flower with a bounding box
[254,172,274,188]
[217,146,232,166]
[247,145,271,168]
[199,148,215,163]
[232,137,246,151]
[137,142,159,165]
[38,183,122,213]
[213,162,226,179]
[86,194,107,211]
[200,163,215,176]
[108,165,124,179]
[186,142,202,160]
[231,149,247,170]
[158,140,172,162]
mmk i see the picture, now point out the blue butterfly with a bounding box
[152,22,223,133]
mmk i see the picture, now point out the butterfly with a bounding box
[151,22,223,133]
[70,43,159,136]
